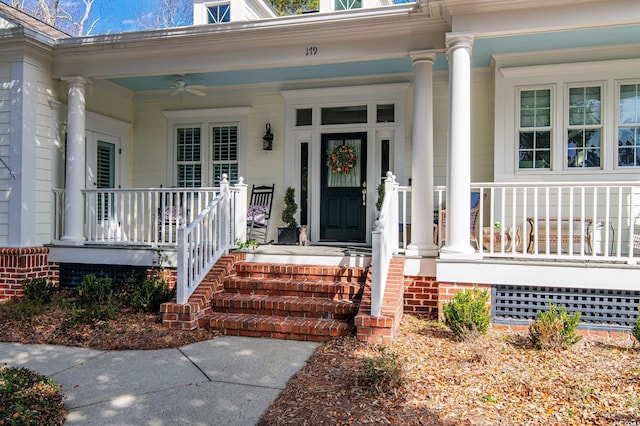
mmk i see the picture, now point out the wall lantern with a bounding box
[262,123,273,151]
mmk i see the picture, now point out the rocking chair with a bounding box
[247,184,275,244]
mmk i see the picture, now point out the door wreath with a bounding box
[326,144,357,175]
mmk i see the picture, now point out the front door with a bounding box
[320,133,367,242]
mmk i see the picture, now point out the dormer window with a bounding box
[335,0,361,10]
[207,3,230,23]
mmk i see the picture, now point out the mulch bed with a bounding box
[2,302,639,425]
[0,309,220,351]
[259,315,640,425]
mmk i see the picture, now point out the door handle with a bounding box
[361,181,367,206]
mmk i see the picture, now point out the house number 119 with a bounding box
[306,46,318,56]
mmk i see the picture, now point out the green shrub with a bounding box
[130,276,175,313]
[0,299,47,321]
[632,307,640,345]
[443,286,491,340]
[0,364,65,425]
[358,345,403,395]
[529,303,582,351]
[22,278,58,305]
[77,274,113,307]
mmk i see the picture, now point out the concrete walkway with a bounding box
[0,336,320,425]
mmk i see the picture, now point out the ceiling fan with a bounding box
[170,75,206,97]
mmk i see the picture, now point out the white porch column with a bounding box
[441,33,476,259]
[406,50,438,257]
[61,76,89,244]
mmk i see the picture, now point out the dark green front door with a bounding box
[320,133,367,242]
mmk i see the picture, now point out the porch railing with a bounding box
[371,173,399,316]
[395,181,640,263]
[54,187,241,245]
[473,182,640,263]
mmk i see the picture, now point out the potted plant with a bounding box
[277,187,299,244]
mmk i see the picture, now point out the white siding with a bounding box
[0,62,10,244]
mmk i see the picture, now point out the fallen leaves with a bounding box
[259,315,640,425]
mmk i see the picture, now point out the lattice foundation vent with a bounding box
[60,263,147,288]
[492,285,640,331]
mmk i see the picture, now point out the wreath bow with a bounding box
[326,144,357,175]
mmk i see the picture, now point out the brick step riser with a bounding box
[223,280,364,301]
[204,315,353,342]
[211,307,352,320]
[213,297,357,313]
[218,329,350,342]
[234,273,366,283]
[233,264,368,284]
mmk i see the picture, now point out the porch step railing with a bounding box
[176,176,245,304]
[371,172,399,316]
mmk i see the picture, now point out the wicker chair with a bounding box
[436,192,485,249]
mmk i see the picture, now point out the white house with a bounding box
[1,0,639,341]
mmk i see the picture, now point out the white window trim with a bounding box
[163,107,250,187]
[615,79,640,170]
[564,81,605,171]
[515,85,554,173]
[495,58,640,182]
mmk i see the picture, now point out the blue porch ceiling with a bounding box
[108,23,640,91]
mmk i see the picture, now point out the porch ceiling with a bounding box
[108,58,417,91]
[105,19,640,93]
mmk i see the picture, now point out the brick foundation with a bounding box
[404,276,439,319]
[0,247,59,301]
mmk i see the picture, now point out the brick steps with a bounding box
[203,312,352,342]
[213,293,358,319]
[201,261,367,342]
[223,277,362,300]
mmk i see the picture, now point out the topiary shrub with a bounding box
[77,274,113,307]
[443,286,491,340]
[632,306,640,345]
[22,278,58,305]
[281,187,298,228]
[529,303,582,351]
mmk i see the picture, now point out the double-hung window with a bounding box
[211,124,238,186]
[567,85,602,168]
[176,127,202,187]
[518,88,552,170]
[173,123,239,187]
[618,83,640,167]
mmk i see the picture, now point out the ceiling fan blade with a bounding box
[186,87,206,96]
[170,89,181,96]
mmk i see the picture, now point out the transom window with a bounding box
[518,88,551,169]
[567,86,602,168]
[618,83,640,167]
[335,0,361,10]
[207,4,230,23]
